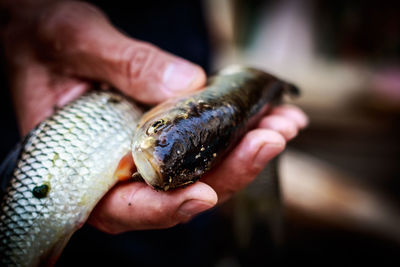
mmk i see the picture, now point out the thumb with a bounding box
[88,181,217,234]
[37,1,206,104]
[101,40,206,104]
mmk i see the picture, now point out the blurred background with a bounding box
[1,0,399,266]
[205,0,400,266]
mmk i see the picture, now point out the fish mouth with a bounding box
[132,149,162,188]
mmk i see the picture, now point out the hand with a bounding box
[3,0,204,135]
[89,105,308,233]
[3,0,308,234]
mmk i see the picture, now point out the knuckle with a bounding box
[38,3,76,37]
[37,2,106,53]
[121,43,159,82]
[261,115,298,139]
[144,201,169,226]
[145,201,181,229]
[262,129,286,144]
[273,105,308,127]
[258,116,276,128]
[239,164,261,182]
[249,163,265,176]
[225,165,258,192]
[39,1,104,29]
[149,204,163,220]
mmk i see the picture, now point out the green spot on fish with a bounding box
[32,184,50,199]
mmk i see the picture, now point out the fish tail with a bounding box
[284,82,301,97]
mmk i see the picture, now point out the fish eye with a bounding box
[147,119,168,135]
[152,119,165,128]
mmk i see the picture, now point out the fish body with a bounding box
[132,66,299,190]
[0,91,143,266]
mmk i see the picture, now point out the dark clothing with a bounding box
[89,0,211,71]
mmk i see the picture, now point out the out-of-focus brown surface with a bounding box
[207,0,400,265]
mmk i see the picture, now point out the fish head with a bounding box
[132,94,210,191]
[132,100,183,190]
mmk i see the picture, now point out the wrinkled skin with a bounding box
[1,0,308,234]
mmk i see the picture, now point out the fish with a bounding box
[132,65,299,191]
[0,90,144,266]
[0,65,298,266]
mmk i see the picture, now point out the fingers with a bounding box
[202,105,308,203]
[258,115,298,140]
[202,129,286,203]
[269,104,309,129]
[258,105,308,140]
[37,1,206,104]
[88,181,217,234]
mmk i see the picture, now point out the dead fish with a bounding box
[0,91,143,266]
[132,65,299,191]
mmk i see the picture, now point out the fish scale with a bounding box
[0,91,143,266]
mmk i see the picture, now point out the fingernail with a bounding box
[163,61,201,92]
[178,199,213,217]
[253,141,285,169]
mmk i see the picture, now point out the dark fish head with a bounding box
[131,99,189,190]
[132,65,300,191]
[132,95,214,191]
